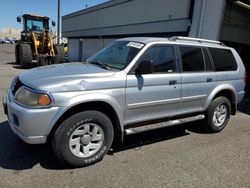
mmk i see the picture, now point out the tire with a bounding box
[204,96,231,133]
[19,43,32,68]
[54,45,65,64]
[15,44,20,64]
[52,111,114,167]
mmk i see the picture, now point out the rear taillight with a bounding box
[244,71,247,83]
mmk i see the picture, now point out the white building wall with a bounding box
[63,0,191,37]
[68,39,80,62]
[81,38,116,59]
[68,38,116,61]
[65,0,250,61]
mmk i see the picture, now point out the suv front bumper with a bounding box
[3,93,60,144]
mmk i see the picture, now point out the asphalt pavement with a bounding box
[0,44,250,188]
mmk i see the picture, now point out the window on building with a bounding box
[140,46,176,73]
[180,46,205,72]
[209,48,237,71]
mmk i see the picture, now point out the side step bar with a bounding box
[125,115,205,135]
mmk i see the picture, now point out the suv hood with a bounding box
[19,63,116,92]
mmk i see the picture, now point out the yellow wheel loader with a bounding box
[15,14,65,68]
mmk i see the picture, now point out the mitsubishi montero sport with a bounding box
[3,36,246,167]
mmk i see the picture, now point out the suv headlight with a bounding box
[15,87,52,107]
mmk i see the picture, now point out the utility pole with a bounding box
[57,0,60,45]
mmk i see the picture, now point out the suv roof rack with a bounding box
[169,36,225,46]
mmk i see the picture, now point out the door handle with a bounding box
[169,80,177,85]
[207,78,213,82]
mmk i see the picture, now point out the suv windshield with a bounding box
[86,41,144,70]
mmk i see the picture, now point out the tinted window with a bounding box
[209,48,237,71]
[141,46,176,73]
[180,46,205,72]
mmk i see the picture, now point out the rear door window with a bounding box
[209,48,237,71]
[179,46,205,72]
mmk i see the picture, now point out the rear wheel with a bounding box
[204,97,231,133]
[52,111,114,167]
[54,45,65,64]
[19,43,32,68]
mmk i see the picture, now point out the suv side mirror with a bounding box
[136,59,153,74]
[52,21,56,27]
[17,16,21,23]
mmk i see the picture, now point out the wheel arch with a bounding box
[47,100,124,145]
[205,85,237,115]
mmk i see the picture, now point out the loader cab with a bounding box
[25,16,49,33]
[17,14,55,41]
[17,14,51,32]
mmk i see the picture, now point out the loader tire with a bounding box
[15,44,20,64]
[54,45,65,64]
[19,44,32,68]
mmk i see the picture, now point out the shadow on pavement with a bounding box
[0,120,207,170]
[6,62,37,69]
[109,120,207,154]
[6,62,18,65]
[0,120,64,170]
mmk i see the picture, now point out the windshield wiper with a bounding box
[83,59,110,70]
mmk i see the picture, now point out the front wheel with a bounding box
[52,111,114,167]
[204,96,231,133]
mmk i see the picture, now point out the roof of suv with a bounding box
[118,36,229,49]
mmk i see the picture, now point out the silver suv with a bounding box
[3,37,246,167]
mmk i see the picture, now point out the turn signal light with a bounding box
[38,94,51,106]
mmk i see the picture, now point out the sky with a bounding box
[0,0,109,29]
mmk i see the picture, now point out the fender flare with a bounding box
[204,84,236,111]
[45,93,125,140]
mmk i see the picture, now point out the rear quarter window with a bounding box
[209,48,237,71]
